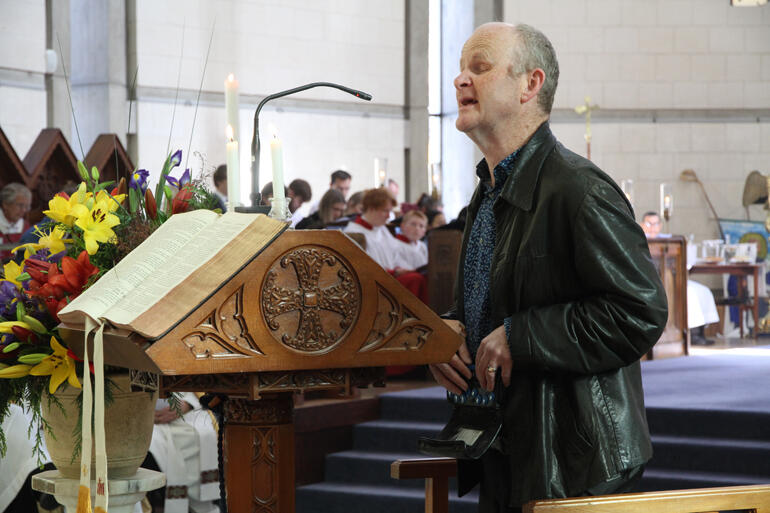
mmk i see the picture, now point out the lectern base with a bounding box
[31,468,165,513]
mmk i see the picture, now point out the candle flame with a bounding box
[269,123,279,139]
[225,124,234,141]
[227,73,235,83]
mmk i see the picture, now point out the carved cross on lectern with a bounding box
[574,96,599,160]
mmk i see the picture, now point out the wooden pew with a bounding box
[391,458,770,513]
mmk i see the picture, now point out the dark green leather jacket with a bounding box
[451,122,668,505]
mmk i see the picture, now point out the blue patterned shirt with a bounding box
[463,151,519,357]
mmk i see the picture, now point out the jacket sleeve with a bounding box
[505,181,668,375]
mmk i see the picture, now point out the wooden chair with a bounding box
[391,457,770,513]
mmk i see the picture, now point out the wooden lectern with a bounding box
[61,229,462,513]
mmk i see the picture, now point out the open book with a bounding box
[58,210,287,340]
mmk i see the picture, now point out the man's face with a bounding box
[401,216,427,242]
[642,215,661,238]
[454,25,525,137]
[2,193,30,223]
[331,178,351,199]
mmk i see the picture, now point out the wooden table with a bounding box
[689,262,761,338]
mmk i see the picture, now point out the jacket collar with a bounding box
[484,121,557,212]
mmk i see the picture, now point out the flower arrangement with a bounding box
[0,150,220,463]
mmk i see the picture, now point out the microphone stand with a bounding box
[236,82,372,214]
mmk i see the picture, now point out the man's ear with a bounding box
[520,68,545,105]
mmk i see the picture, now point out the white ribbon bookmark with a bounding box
[76,317,109,513]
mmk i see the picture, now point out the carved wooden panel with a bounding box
[261,245,360,354]
[359,284,431,352]
[84,134,134,184]
[0,126,30,189]
[182,285,264,360]
[22,128,80,223]
[135,230,462,375]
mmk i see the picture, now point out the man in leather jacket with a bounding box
[428,22,668,512]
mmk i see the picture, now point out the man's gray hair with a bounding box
[511,24,559,115]
[0,182,31,206]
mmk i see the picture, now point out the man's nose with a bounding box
[454,70,470,89]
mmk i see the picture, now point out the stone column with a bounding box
[405,0,430,203]
[69,0,128,161]
[45,0,73,145]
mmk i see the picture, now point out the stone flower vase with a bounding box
[41,373,157,479]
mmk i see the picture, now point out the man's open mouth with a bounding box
[460,98,477,106]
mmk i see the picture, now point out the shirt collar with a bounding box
[475,150,519,193]
[353,216,373,230]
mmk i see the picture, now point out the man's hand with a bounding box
[154,401,192,424]
[475,324,512,391]
[428,320,472,395]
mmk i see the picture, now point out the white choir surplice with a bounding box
[344,220,404,270]
[393,235,428,270]
[150,392,220,513]
[0,404,47,511]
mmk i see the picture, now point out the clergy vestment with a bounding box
[149,393,219,513]
[0,405,47,512]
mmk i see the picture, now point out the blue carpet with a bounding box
[296,347,770,513]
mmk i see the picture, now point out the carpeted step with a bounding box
[646,407,770,440]
[352,419,445,453]
[649,434,770,476]
[325,450,459,489]
[379,387,453,422]
[296,481,478,513]
[638,468,770,492]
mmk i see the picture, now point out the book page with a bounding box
[59,211,283,334]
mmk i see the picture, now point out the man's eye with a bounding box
[471,62,490,73]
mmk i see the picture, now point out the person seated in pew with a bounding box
[147,393,220,513]
[344,188,428,302]
[295,189,346,229]
[344,191,364,218]
[394,210,428,270]
[641,211,718,345]
[259,182,288,206]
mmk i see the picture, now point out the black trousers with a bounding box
[477,450,645,513]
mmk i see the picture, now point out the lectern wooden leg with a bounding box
[223,394,295,513]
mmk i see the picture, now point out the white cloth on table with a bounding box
[344,221,405,270]
[687,279,719,329]
[0,404,47,512]
[149,392,219,513]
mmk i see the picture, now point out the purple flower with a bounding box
[166,168,191,191]
[29,248,64,264]
[130,169,150,192]
[0,281,21,320]
[169,149,182,169]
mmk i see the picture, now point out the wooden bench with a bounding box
[391,458,770,513]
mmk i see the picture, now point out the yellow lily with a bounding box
[43,183,91,227]
[36,226,73,255]
[95,190,126,212]
[2,260,24,287]
[29,337,81,394]
[73,199,121,255]
[0,364,33,378]
[0,321,32,334]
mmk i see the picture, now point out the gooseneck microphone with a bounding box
[244,82,372,211]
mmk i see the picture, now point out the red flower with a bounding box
[172,185,194,214]
[145,189,157,220]
[25,251,99,320]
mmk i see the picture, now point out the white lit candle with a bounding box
[270,130,285,205]
[226,124,240,210]
[225,73,240,142]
